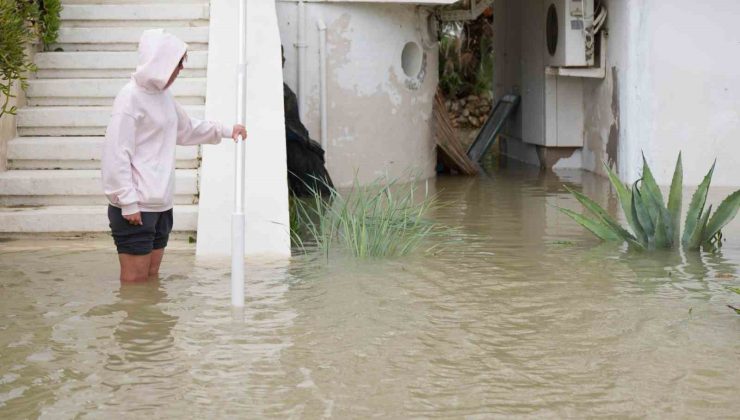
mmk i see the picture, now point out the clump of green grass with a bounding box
[290,177,444,259]
[561,153,740,251]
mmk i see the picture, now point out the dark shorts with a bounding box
[108,205,174,255]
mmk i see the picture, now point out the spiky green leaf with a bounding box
[629,186,649,248]
[682,161,715,246]
[702,189,740,244]
[565,186,637,242]
[640,156,674,246]
[559,208,621,241]
[667,153,683,244]
[685,205,712,251]
[641,154,666,207]
[632,185,655,248]
[603,162,645,242]
[653,202,671,249]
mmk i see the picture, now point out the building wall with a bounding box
[495,0,740,187]
[197,0,291,257]
[622,0,740,187]
[277,1,438,187]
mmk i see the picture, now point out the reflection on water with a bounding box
[1,164,739,418]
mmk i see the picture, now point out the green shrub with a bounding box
[561,153,740,251]
[290,177,445,259]
[1,0,62,117]
[438,17,493,100]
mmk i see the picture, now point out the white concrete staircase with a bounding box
[0,0,211,233]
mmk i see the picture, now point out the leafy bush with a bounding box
[290,177,444,259]
[561,154,740,251]
[438,15,493,100]
[1,0,62,117]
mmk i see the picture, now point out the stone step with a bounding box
[7,137,199,170]
[16,105,204,136]
[25,78,206,106]
[60,4,209,22]
[34,51,207,78]
[0,169,198,206]
[0,205,197,233]
[51,26,209,51]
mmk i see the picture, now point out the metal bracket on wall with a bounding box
[545,33,607,79]
[437,0,493,22]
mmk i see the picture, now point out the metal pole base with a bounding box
[231,213,245,307]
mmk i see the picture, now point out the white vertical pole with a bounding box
[296,0,307,121]
[317,20,328,152]
[231,0,247,308]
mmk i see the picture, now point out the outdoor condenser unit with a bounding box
[544,0,594,67]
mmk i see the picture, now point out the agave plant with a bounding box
[561,153,740,251]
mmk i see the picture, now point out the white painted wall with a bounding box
[197,0,290,257]
[277,1,438,186]
[623,0,740,187]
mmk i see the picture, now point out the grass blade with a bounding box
[682,161,715,247]
[667,153,683,244]
[703,189,740,244]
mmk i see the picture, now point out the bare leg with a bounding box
[119,253,152,283]
[149,248,165,279]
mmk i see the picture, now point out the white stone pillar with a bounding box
[197,0,290,257]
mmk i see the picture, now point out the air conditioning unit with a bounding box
[544,0,594,67]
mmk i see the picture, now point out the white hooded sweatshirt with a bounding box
[102,29,231,215]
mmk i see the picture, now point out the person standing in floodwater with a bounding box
[102,29,246,282]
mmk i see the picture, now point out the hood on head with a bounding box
[132,29,188,91]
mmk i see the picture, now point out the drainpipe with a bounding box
[232,0,247,308]
[296,0,307,120]
[317,19,328,153]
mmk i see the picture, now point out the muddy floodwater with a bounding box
[1,164,739,418]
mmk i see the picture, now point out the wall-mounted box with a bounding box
[544,0,594,67]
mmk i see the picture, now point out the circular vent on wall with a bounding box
[546,4,558,56]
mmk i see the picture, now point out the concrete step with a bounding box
[51,26,209,51]
[34,51,207,79]
[16,105,204,136]
[26,78,206,106]
[60,4,209,22]
[7,137,199,170]
[0,204,197,233]
[0,169,198,206]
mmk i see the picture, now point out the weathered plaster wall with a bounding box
[277,1,438,186]
[197,0,291,257]
[581,0,633,179]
